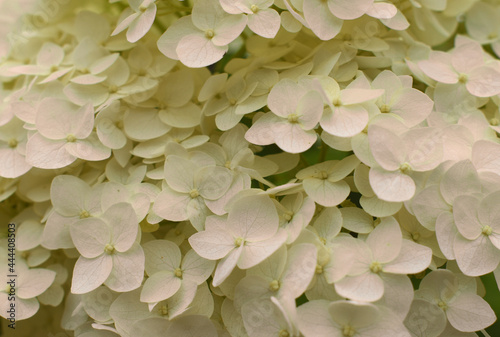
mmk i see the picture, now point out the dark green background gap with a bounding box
[481,273,500,335]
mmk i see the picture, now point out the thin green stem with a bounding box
[481,330,491,337]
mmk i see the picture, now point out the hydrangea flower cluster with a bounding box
[1,0,500,336]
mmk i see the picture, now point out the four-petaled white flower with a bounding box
[140,240,215,304]
[219,0,281,38]
[298,300,411,337]
[70,202,145,294]
[157,0,248,67]
[26,98,110,169]
[189,194,287,286]
[112,0,158,43]
[452,190,500,276]
[414,269,496,333]
[245,78,324,153]
[153,155,233,231]
[0,261,56,320]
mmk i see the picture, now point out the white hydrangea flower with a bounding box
[415,269,496,332]
[275,192,315,244]
[412,159,480,232]
[371,70,433,127]
[313,76,384,138]
[197,133,279,214]
[0,260,56,320]
[140,239,214,304]
[245,78,324,153]
[70,202,144,294]
[153,155,233,230]
[157,0,248,67]
[396,207,444,261]
[199,73,266,131]
[234,243,317,309]
[368,120,443,202]
[296,155,360,207]
[112,0,157,43]
[293,214,353,301]
[452,190,500,276]
[220,0,281,38]
[189,194,287,286]
[65,56,158,109]
[418,37,500,98]
[26,98,110,169]
[0,116,31,178]
[302,0,375,41]
[43,175,104,250]
[8,41,72,83]
[334,217,431,305]
[110,286,207,335]
[297,300,411,337]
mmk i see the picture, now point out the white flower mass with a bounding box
[1,0,500,336]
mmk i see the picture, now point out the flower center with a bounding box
[283,211,294,222]
[319,171,329,180]
[315,264,324,274]
[269,279,280,291]
[279,329,289,337]
[458,73,468,83]
[174,268,183,278]
[482,225,493,236]
[5,284,15,294]
[437,300,448,311]
[158,304,168,316]
[380,104,391,113]
[399,162,412,174]
[332,97,342,107]
[104,244,115,255]
[189,189,199,199]
[343,325,356,337]
[205,29,215,39]
[8,139,18,148]
[411,232,420,241]
[490,118,500,126]
[109,85,118,93]
[370,261,382,273]
[66,134,77,143]
[287,113,299,123]
[250,4,259,13]
[234,237,244,247]
[79,210,91,219]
